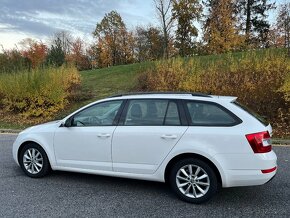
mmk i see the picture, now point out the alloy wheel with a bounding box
[23,148,44,174]
[176,164,210,199]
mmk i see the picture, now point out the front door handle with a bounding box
[161,134,177,139]
[97,133,111,138]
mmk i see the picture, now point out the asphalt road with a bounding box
[0,134,289,218]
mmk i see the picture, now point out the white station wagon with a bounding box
[13,92,277,203]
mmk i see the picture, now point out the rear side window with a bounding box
[233,101,269,126]
[123,99,181,126]
[185,101,241,126]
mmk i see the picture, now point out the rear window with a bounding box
[185,101,241,126]
[233,101,269,126]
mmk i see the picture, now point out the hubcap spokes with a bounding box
[176,164,210,199]
[23,148,43,174]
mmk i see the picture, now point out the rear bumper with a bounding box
[214,151,277,187]
[222,168,276,187]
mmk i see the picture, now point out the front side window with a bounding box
[72,100,123,126]
[186,101,239,126]
[124,99,180,126]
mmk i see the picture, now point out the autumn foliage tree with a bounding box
[135,26,164,62]
[66,38,91,70]
[0,48,28,73]
[20,39,47,69]
[93,10,133,67]
[172,0,202,56]
[203,0,244,54]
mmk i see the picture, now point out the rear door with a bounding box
[112,99,188,174]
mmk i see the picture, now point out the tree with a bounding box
[203,0,244,54]
[0,48,28,73]
[66,38,91,70]
[135,26,164,62]
[46,31,74,67]
[154,0,175,58]
[266,26,284,48]
[50,31,73,55]
[46,37,66,67]
[93,10,127,66]
[20,39,47,69]
[277,2,290,56]
[172,0,202,56]
[237,0,275,47]
[119,29,135,64]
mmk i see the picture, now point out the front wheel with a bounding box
[169,158,218,204]
[19,143,50,178]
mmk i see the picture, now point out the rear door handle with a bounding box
[97,133,111,138]
[161,134,177,139]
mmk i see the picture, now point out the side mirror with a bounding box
[64,117,74,127]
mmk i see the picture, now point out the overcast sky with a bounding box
[0,0,282,50]
[0,0,156,49]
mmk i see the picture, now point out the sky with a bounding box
[0,0,284,50]
[0,0,156,49]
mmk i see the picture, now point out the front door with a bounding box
[54,100,124,171]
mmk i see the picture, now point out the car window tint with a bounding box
[73,100,122,126]
[164,101,181,125]
[124,99,168,126]
[186,101,237,126]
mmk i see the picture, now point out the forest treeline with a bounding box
[0,0,289,72]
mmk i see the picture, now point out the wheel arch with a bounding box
[17,140,52,168]
[164,153,222,186]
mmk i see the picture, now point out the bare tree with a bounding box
[154,0,174,58]
[277,2,290,56]
[50,31,73,55]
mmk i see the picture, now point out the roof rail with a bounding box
[110,91,212,98]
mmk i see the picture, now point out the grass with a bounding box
[80,61,150,100]
[0,121,28,130]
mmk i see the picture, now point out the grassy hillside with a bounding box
[0,49,288,134]
[81,62,150,100]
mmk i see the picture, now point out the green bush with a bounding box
[137,50,290,137]
[0,65,81,121]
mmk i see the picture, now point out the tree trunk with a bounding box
[162,12,169,59]
[245,0,251,44]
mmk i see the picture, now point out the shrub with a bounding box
[0,65,81,121]
[137,50,290,137]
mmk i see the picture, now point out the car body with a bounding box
[12,92,277,203]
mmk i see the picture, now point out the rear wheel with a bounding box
[19,143,50,178]
[169,158,218,203]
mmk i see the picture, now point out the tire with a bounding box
[19,143,50,178]
[169,158,218,204]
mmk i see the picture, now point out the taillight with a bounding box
[246,131,272,153]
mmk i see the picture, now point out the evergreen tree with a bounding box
[46,38,65,67]
[237,0,275,47]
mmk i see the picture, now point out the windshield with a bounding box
[233,101,269,126]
